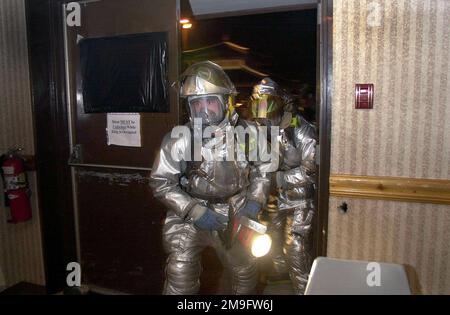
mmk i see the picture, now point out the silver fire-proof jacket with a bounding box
[150,113,271,294]
[150,113,271,221]
[276,114,316,210]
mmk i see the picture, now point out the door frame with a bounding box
[26,0,78,294]
[316,0,333,257]
[26,0,333,293]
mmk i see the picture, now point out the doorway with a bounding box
[180,4,321,294]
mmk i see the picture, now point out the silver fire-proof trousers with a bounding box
[162,216,258,295]
[268,203,315,295]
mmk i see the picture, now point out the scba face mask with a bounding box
[188,94,226,125]
[250,94,282,127]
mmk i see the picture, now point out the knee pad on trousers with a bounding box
[163,257,202,295]
[229,262,258,295]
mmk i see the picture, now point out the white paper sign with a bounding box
[106,113,142,147]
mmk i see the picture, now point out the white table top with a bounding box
[305,257,411,295]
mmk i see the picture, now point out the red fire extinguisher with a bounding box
[0,149,32,223]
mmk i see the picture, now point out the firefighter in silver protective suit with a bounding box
[149,61,271,295]
[242,78,317,294]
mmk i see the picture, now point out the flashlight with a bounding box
[231,216,272,258]
[251,234,272,258]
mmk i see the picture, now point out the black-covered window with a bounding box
[79,32,169,113]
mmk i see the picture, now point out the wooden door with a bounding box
[64,0,180,294]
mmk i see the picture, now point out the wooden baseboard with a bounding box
[330,174,450,205]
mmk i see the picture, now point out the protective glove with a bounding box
[236,200,261,220]
[193,207,228,231]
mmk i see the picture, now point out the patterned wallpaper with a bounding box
[328,0,450,294]
[328,197,450,294]
[331,0,450,179]
[0,0,45,287]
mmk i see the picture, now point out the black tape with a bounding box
[79,32,169,113]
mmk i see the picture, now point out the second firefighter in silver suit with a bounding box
[242,78,317,294]
[150,62,271,294]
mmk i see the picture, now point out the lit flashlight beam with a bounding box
[251,234,272,258]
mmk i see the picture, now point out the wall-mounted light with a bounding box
[180,18,190,24]
[182,23,192,29]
